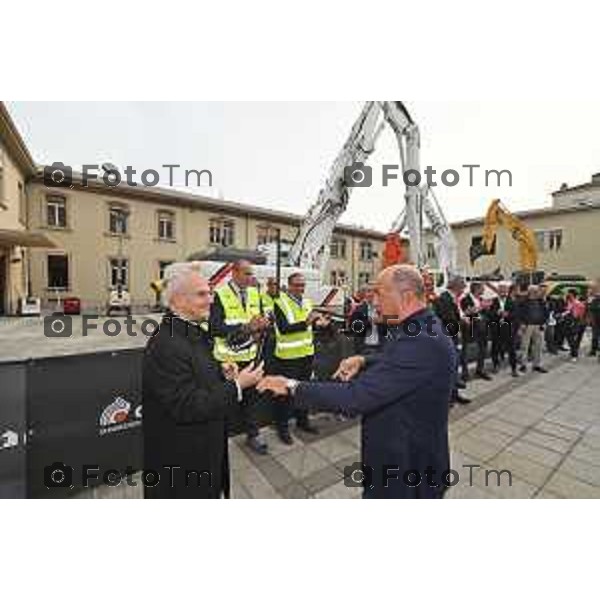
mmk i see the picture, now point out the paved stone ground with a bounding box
[76,342,600,500]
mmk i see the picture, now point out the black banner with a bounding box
[26,350,144,498]
[0,362,27,498]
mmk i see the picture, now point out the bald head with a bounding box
[373,265,427,323]
[386,265,426,298]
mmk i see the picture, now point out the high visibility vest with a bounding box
[274,292,315,360]
[213,285,262,363]
[261,293,275,316]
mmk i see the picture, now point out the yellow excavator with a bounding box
[470,199,538,272]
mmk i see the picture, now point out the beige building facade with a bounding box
[25,176,385,312]
[0,103,54,315]
[425,179,600,282]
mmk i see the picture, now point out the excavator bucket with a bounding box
[383,233,406,267]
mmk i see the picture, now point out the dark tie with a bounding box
[239,288,247,309]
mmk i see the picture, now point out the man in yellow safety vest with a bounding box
[271,272,322,444]
[210,260,271,454]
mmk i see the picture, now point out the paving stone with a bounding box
[480,418,526,439]
[302,465,345,495]
[235,464,281,499]
[337,425,361,448]
[543,472,600,499]
[558,457,600,487]
[533,420,582,443]
[452,433,506,462]
[488,450,554,488]
[449,418,477,438]
[520,430,574,455]
[231,481,251,499]
[275,447,330,480]
[311,434,359,463]
[483,476,537,499]
[280,482,311,499]
[445,483,495,499]
[314,479,362,500]
[534,489,564,499]
[467,424,520,447]
[580,434,600,450]
[507,440,564,469]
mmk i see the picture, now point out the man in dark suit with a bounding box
[258,265,456,499]
[460,281,493,381]
[433,276,471,406]
[348,284,387,355]
[487,283,519,377]
[143,265,263,499]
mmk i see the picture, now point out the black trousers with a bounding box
[591,322,600,355]
[490,321,517,371]
[461,331,487,376]
[238,361,262,439]
[567,322,586,359]
[270,356,313,431]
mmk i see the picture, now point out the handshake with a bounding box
[221,356,367,397]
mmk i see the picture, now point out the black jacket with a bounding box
[293,309,455,499]
[520,299,549,326]
[349,302,388,353]
[142,314,239,499]
[433,291,461,336]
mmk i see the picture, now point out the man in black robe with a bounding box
[142,265,263,499]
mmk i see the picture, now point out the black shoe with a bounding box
[588,352,597,357]
[511,369,519,378]
[491,364,499,374]
[455,394,472,405]
[246,435,269,455]
[533,367,548,374]
[476,371,492,381]
[277,429,294,445]
[297,421,319,435]
[456,380,467,390]
[519,364,527,373]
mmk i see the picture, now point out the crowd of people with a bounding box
[433,277,600,406]
[140,258,599,499]
[347,276,600,407]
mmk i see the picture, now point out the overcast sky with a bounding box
[7,101,600,231]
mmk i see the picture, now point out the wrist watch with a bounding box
[285,378,300,396]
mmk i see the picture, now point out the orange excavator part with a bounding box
[383,233,406,268]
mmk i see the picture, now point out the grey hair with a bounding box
[163,262,205,308]
[390,265,425,298]
[447,275,466,291]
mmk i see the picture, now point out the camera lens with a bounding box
[351,469,364,484]
[51,169,65,184]
[351,169,365,185]
[51,469,65,485]
[51,319,65,335]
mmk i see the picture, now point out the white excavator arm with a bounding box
[288,101,385,270]
[289,101,457,283]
